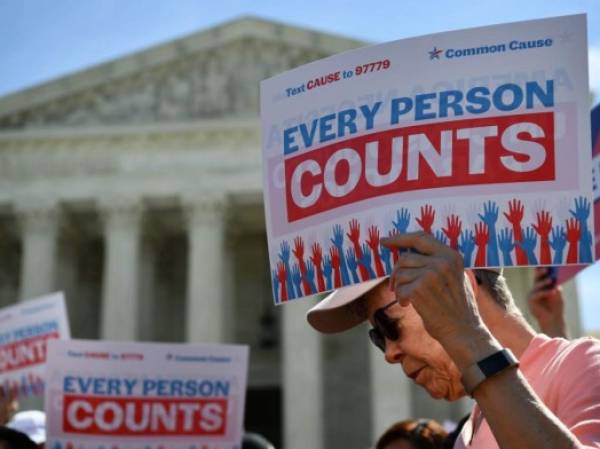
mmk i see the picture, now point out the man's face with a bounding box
[366,282,466,400]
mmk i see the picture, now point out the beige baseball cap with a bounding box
[306,268,502,334]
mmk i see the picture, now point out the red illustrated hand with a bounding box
[330,247,342,288]
[503,199,524,226]
[442,214,462,250]
[533,210,553,264]
[311,243,325,292]
[388,229,400,263]
[277,262,288,302]
[293,236,305,261]
[347,219,361,245]
[474,222,488,267]
[416,204,435,234]
[565,218,580,264]
[367,225,385,277]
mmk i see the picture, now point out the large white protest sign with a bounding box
[260,14,594,303]
[0,292,70,397]
[45,339,249,449]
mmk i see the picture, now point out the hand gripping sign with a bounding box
[45,340,249,449]
[260,14,594,303]
[0,292,70,398]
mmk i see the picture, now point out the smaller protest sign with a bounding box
[0,292,70,398]
[45,339,249,449]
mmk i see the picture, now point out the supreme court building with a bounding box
[0,17,583,449]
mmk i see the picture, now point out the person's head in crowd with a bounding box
[0,388,17,426]
[7,411,45,449]
[308,266,517,401]
[376,419,447,449]
[0,426,38,449]
[242,432,275,449]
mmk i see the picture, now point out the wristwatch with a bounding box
[461,348,519,396]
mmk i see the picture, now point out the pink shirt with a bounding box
[454,334,600,448]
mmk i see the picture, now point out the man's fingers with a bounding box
[381,231,443,255]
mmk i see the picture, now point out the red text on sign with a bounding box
[285,112,555,221]
[63,395,228,436]
[0,332,59,373]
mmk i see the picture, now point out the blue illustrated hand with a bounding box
[345,248,360,283]
[271,269,280,302]
[550,225,566,265]
[291,263,303,297]
[458,230,475,267]
[358,242,376,279]
[570,196,593,262]
[323,255,333,290]
[330,224,351,285]
[380,244,392,274]
[304,260,318,293]
[434,229,448,246]
[498,227,515,266]
[518,226,538,264]
[279,241,291,264]
[478,201,500,266]
[393,208,411,233]
[570,196,591,223]
[279,240,295,299]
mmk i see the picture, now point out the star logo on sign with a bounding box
[429,47,443,59]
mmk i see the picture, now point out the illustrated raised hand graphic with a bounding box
[380,244,392,274]
[498,228,515,266]
[478,201,500,266]
[291,263,303,298]
[358,242,377,279]
[393,208,411,234]
[442,214,462,250]
[276,262,288,302]
[503,199,527,264]
[310,242,326,292]
[345,248,360,283]
[474,222,488,267]
[416,204,435,234]
[322,255,333,290]
[271,269,280,303]
[346,219,369,281]
[458,229,476,267]
[519,226,539,265]
[387,229,401,263]
[549,225,567,265]
[304,260,318,294]
[434,229,448,246]
[367,225,385,277]
[331,224,350,285]
[532,210,552,265]
[565,218,581,264]
[330,246,342,288]
[279,241,295,299]
[293,236,311,295]
[570,196,592,262]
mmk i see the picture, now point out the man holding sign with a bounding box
[261,13,599,449]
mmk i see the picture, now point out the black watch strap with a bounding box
[461,348,519,396]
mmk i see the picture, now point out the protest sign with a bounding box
[556,102,600,283]
[260,14,594,303]
[45,339,249,449]
[0,292,69,397]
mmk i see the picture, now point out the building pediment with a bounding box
[0,17,365,130]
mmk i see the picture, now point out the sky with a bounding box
[0,0,599,331]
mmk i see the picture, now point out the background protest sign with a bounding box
[260,14,594,303]
[557,102,600,283]
[0,292,70,398]
[45,339,249,449]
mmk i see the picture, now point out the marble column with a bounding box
[282,298,324,449]
[100,200,142,341]
[369,343,412,440]
[17,203,60,301]
[185,196,226,343]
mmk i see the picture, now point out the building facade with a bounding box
[0,17,582,449]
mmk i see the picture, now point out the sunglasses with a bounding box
[368,300,399,352]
